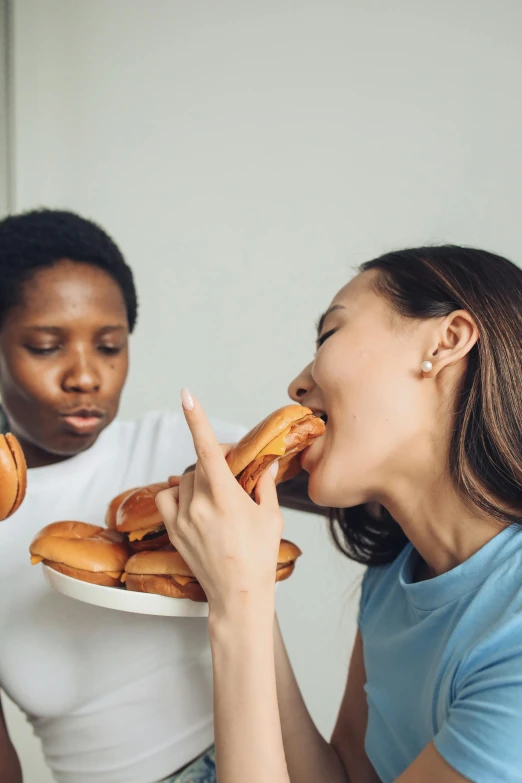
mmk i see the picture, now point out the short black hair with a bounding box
[0,209,138,330]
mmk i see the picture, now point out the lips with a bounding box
[300,445,313,471]
[59,408,105,436]
[306,405,328,425]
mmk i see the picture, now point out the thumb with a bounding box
[155,486,180,533]
[255,460,280,510]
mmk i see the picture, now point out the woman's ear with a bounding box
[425,310,479,376]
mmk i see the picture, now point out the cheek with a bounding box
[318,343,419,421]
[315,350,425,473]
[0,354,61,407]
[103,354,128,399]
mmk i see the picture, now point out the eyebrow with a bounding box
[316,304,346,336]
[24,325,128,336]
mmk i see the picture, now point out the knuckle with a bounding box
[197,445,212,461]
[189,498,210,523]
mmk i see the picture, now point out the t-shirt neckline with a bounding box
[399,523,521,610]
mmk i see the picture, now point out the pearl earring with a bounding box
[421,360,433,373]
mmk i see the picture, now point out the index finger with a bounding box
[180,389,233,483]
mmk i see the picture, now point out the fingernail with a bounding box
[181,388,194,411]
[269,461,279,479]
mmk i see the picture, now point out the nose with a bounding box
[288,362,314,403]
[62,348,101,394]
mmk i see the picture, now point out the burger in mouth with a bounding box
[29,521,130,587]
[123,540,302,602]
[106,483,170,550]
[226,405,326,495]
[0,433,27,520]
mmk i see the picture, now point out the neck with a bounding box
[378,467,504,577]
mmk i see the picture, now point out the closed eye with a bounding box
[98,345,123,355]
[24,345,60,356]
[316,329,336,349]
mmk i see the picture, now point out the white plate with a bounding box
[42,565,209,618]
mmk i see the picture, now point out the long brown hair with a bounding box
[330,245,522,565]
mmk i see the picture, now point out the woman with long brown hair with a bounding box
[158,245,522,783]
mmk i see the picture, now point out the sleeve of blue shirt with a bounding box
[434,634,522,783]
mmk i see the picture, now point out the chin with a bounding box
[42,432,100,458]
[308,468,342,508]
[308,461,367,509]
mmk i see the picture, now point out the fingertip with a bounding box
[181,388,195,412]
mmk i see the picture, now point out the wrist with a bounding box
[208,588,275,645]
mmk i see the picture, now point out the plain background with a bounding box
[1,1,522,780]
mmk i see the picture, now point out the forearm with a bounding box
[274,617,349,783]
[209,596,290,783]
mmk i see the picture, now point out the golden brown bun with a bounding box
[125,573,207,602]
[105,487,138,529]
[276,563,295,582]
[226,406,311,477]
[277,539,302,566]
[30,521,130,573]
[226,406,325,495]
[115,482,168,533]
[0,433,28,520]
[126,540,301,577]
[32,520,104,543]
[45,561,124,588]
[125,547,194,576]
[273,452,302,485]
[124,544,300,601]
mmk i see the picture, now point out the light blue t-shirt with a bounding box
[359,523,522,783]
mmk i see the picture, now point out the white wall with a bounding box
[0,0,10,215]
[4,1,522,780]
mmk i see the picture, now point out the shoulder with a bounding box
[129,409,246,441]
[110,409,246,473]
[206,416,248,443]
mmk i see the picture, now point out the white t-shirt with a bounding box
[0,410,246,783]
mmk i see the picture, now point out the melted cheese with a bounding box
[30,555,43,565]
[174,575,193,586]
[128,525,162,542]
[256,428,290,458]
[106,571,122,580]
[121,573,127,583]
